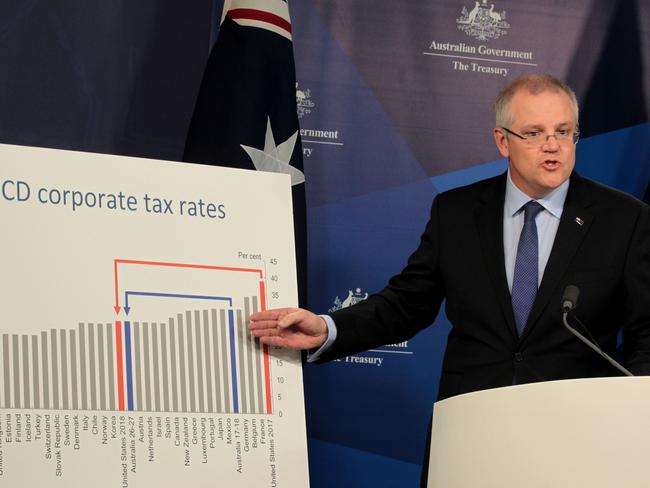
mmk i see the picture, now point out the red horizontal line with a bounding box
[227,8,292,35]
[115,259,263,277]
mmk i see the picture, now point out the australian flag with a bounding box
[184,0,307,306]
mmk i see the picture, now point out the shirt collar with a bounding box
[505,170,570,219]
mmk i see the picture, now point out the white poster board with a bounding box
[0,143,309,487]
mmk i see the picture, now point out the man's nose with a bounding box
[542,134,561,150]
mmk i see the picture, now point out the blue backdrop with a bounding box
[1,1,649,486]
[291,2,650,486]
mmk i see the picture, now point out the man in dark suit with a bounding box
[249,73,650,399]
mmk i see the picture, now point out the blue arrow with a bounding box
[124,291,233,315]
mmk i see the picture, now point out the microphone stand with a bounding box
[562,311,634,377]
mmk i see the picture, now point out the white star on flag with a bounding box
[241,117,305,185]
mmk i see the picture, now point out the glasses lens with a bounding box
[532,131,578,146]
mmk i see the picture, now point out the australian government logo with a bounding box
[456,0,509,41]
[329,288,412,368]
[296,82,314,119]
[423,0,537,78]
[328,288,369,312]
[295,82,344,159]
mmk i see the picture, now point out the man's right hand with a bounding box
[248,308,328,350]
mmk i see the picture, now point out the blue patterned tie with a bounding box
[511,201,544,337]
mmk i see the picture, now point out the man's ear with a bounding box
[493,128,510,158]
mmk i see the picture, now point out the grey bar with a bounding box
[178,313,187,413]
[41,331,49,409]
[70,330,78,410]
[143,322,151,412]
[236,310,247,413]
[252,296,264,414]
[32,335,40,409]
[219,309,230,413]
[186,311,195,413]
[169,318,178,413]
[203,310,213,413]
[195,310,205,413]
[60,330,68,409]
[134,322,142,412]
[160,322,170,412]
[13,335,20,408]
[22,335,30,408]
[88,324,96,410]
[244,298,256,414]
[151,323,162,412]
[79,324,87,410]
[106,324,115,411]
[211,309,222,414]
[3,335,10,408]
[51,329,59,409]
[98,324,106,411]
[152,323,161,412]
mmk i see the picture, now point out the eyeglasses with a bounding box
[501,127,580,146]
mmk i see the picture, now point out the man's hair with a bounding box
[495,73,579,128]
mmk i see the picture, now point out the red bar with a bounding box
[263,344,272,415]
[260,281,273,414]
[115,321,125,411]
[259,281,267,311]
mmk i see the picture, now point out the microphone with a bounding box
[561,285,633,377]
[561,285,579,312]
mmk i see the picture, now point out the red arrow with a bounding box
[113,258,264,315]
[114,259,121,314]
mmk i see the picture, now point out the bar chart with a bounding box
[0,143,309,487]
[1,298,271,415]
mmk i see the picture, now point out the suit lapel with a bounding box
[520,172,594,342]
[474,173,519,340]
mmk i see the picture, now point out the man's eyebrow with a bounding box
[519,121,574,130]
[519,124,544,131]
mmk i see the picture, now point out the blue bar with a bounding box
[228,309,238,413]
[125,321,134,411]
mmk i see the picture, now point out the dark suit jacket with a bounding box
[324,172,650,400]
